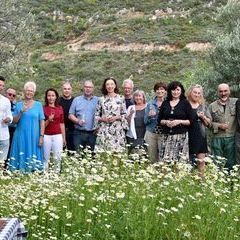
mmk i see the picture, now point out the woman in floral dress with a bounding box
[95,77,128,152]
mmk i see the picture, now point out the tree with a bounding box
[0,0,40,80]
[192,0,240,101]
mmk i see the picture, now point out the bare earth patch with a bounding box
[185,42,211,51]
[67,40,210,53]
[41,52,62,61]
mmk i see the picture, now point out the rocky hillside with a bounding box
[15,0,228,96]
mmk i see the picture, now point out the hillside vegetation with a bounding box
[7,0,227,97]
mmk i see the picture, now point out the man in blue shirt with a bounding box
[69,80,98,153]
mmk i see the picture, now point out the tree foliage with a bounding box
[0,0,40,79]
[192,0,240,101]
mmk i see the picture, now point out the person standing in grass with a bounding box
[236,98,240,165]
[95,77,128,152]
[157,81,194,162]
[209,83,237,170]
[187,85,211,174]
[144,82,167,163]
[122,78,134,109]
[126,90,147,154]
[59,81,75,151]
[43,88,65,173]
[9,81,45,173]
[69,80,98,153]
[5,87,17,168]
[0,76,13,169]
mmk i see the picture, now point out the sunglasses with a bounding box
[8,93,16,97]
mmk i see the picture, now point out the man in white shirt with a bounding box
[0,76,13,167]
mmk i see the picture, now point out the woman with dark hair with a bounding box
[157,81,194,162]
[144,82,167,163]
[43,88,65,173]
[95,77,128,152]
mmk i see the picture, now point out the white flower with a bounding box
[66,211,72,219]
[105,224,111,229]
[116,192,125,199]
[171,207,178,212]
[193,215,201,220]
[183,231,192,238]
[220,208,226,213]
[30,215,38,220]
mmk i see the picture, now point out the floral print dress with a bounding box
[95,94,128,152]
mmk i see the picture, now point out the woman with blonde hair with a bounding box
[187,84,211,174]
[126,90,147,153]
[9,81,45,172]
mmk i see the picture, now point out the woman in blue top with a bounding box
[144,82,167,163]
[9,82,45,173]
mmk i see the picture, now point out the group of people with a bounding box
[0,75,239,174]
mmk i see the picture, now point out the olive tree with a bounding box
[0,0,40,79]
[192,0,240,101]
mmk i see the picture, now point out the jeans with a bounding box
[0,139,9,166]
[73,129,96,153]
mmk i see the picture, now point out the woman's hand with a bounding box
[48,113,55,122]
[2,117,11,124]
[63,138,67,147]
[39,135,44,146]
[107,116,119,123]
[165,119,182,127]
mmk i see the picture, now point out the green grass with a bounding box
[27,49,202,99]
[0,152,239,240]
[4,0,228,100]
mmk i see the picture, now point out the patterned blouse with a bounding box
[94,94,128,152]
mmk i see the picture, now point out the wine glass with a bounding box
[149,105,156,117]
[80,113,86,125]
[50,109,55,122]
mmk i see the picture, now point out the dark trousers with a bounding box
[73,129,96,153]
[211,136,236,170]
[235,131,240,165]
[65,129,75,151]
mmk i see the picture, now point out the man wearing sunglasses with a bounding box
[5,88,17,166]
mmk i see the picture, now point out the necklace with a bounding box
[23,99,34,110]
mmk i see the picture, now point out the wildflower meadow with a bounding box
[0,150,239,240]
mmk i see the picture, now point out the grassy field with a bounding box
[0,151,239,239]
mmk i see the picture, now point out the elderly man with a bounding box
[69,80,98,152]
[209,83,237,170]
[122,78,134,109]
[0,76,13,168]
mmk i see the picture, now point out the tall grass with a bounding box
[0,150,239,239]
